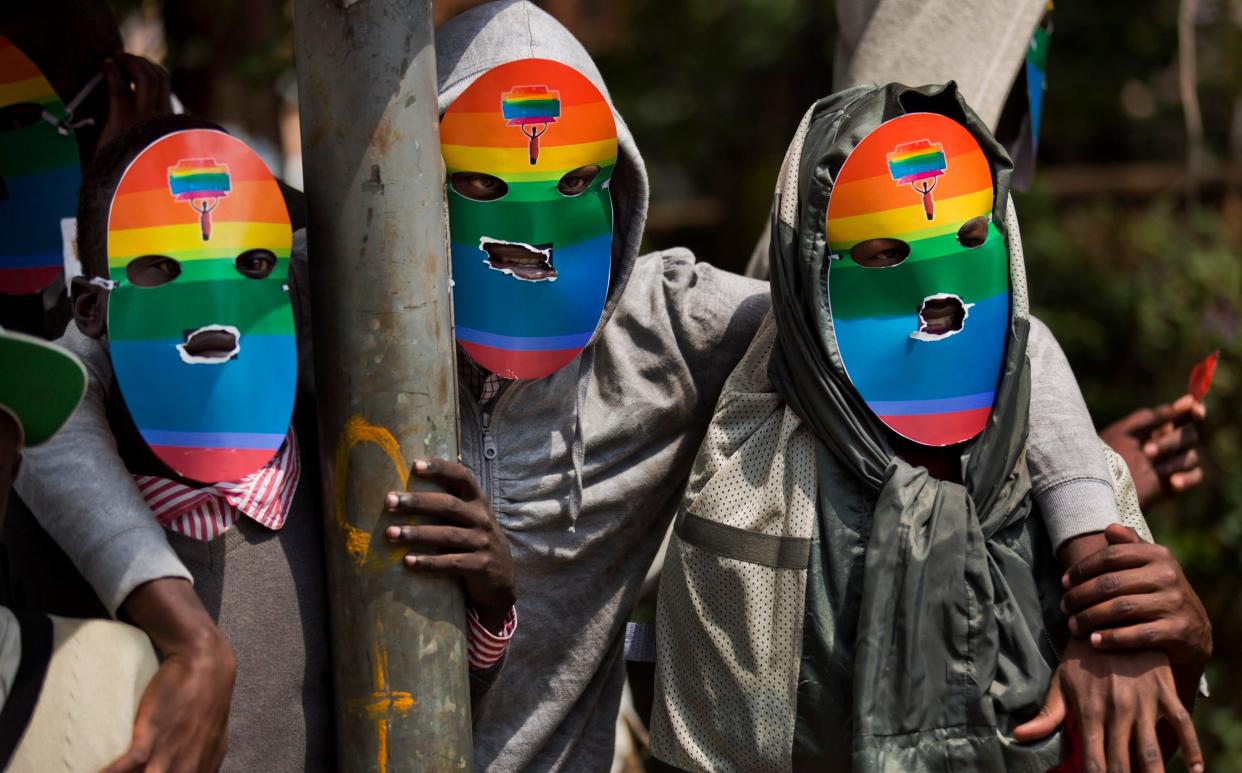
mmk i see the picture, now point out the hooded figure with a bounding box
[652,83,1074,771]
[18,5,1128,772]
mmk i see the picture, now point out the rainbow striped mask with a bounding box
[0,35,81,296]
[106,129,296,483]
[825,112,1009,447]
[441,58,618,380]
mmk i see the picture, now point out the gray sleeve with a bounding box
[832,0,1047,129]
[1026,316,1121,549]
[13,326,191,616]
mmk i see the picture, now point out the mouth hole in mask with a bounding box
[914,294,968,340]
[849,238,910,268]
[178,324,241,364]
[450,172,509,201]
[479,237,556,281]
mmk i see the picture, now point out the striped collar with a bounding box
[132,427,301,541]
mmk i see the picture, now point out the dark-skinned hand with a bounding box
[1063,524,1212,697]
[386,458,516,633]
[1013,639,1203,773]
[102,578,235,773]
[1100,394,1207,509]
[94,52,173,155]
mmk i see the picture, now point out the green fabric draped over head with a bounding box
[768,82,1068,769]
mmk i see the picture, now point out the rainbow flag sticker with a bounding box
[501,85,561,165]
[887,140,947,220]
[168,159,231,241]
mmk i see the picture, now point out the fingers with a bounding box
[1013,676,1066,742]
[386,524,486,551]
[1143,425,1198,460]
[404,552,485,573]
[1162,685,1205,773]
[1103,523,1141,545]
[100,731,154,773]
[1105,709,1132,773]
[1063,568,1170,614]
[104,53,173,120]
[1133,710,1164,773]
[1089,621,1174,651]
[102,58,128,126]
[1065,543,1170,587]
[1153,447,1199,476]
[385,490,485,528]
[1079,697,1107,773]
[409,457,483,501]
[1069,592,1176,636]
[1114,403,1182,436]
[1170,393,1206,422]
[1168,467,1205,494]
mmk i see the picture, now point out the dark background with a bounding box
[105,0,1242,766]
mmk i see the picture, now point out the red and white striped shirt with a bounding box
[133,427,515,669]
[467,605,517,671]
[133,428,302,541]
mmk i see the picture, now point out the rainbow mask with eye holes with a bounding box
[825,112,1010,447]
[106,129,296,483]
[441,58,618,380]
[0,35,81,296]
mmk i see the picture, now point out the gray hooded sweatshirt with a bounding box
[16,2,1118,770]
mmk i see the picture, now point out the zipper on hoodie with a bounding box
[479,408,498,501]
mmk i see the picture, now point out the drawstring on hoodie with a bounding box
[567,348,591,531]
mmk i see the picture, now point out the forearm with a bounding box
[13,327,190,614]
[122,578,224,658]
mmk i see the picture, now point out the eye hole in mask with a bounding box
[956,215,990,248]
[849,238,910,268]
[126,254,182,287]
[236,248,277,279]
[557,164,602,197]
[0,103,46,132]
[450,172,509,201]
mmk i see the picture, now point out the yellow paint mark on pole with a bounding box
[346,620,416,772]
[334,414,410,570]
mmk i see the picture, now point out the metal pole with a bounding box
[292,1,472,771]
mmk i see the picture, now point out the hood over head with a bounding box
[768,81,1031,464]
[435,0,649,355]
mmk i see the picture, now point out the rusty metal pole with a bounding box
[292,1,471,771]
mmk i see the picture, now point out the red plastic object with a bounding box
[1189,350,1220,401]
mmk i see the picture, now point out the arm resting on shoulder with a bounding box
[13,326,191,616]
[1025,316,1120,550]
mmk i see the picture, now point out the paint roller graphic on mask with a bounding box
[168,159,231,241]
[501,85,561,165]
[887,140,947,220]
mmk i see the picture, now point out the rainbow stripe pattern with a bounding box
[826,112,1009,446]
[441,58,618,380]
[0,35,81,296]
[107,129,296,483]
